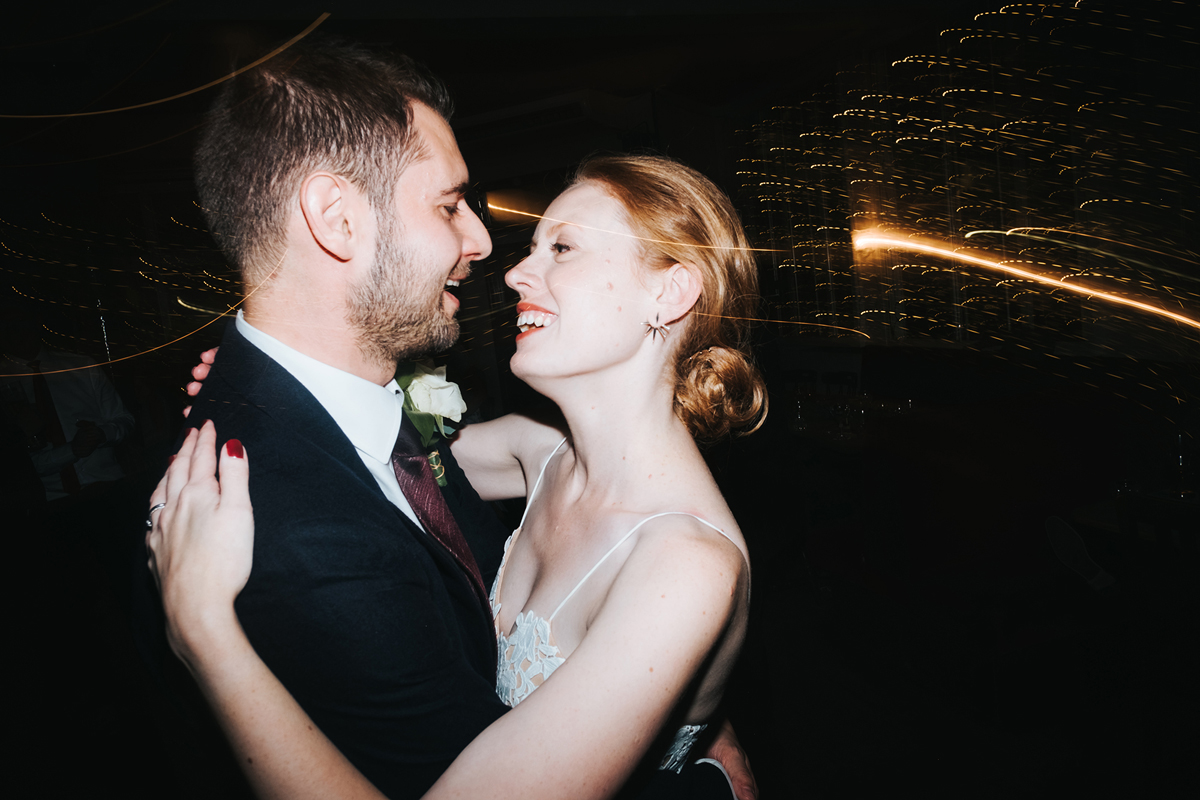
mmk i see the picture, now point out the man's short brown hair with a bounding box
[194,37,453,287]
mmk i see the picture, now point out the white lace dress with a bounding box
[489,439,731,774]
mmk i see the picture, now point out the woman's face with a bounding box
[504,182,658,383]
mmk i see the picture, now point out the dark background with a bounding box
[4,2,1197,797]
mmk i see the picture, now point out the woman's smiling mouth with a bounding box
[516,304,557,334]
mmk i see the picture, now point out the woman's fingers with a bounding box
[219,438,250,512]
[146,469,170,589]
[146,468,170,548]
[163,427,199,510]
[148,429,195,589]
[214,437,254,594]
[151,420,254,663]
[189,420,220,489]
[149,467,168,510]
[183,348,217,405]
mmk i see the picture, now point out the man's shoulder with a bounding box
[188,321,298,427]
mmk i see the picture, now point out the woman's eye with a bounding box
[551,242,571,255]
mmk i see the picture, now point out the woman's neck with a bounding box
[541,366,699,506]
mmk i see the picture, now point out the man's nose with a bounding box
[462,206,492,263]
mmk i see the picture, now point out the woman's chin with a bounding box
[508,354,559,389]
[508,355,538,383]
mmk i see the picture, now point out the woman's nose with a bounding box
[505,255,535,292]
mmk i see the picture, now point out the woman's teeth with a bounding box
[517,310,556,333]
[445,279,460,287]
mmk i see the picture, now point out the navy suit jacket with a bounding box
[183,321,508,799]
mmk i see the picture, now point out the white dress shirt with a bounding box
[235,312,423,528]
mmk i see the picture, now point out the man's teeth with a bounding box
[445,279,460,287]
[516,310,556,332]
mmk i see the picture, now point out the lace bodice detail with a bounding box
[490,532,566,706]
[489,438,729,772]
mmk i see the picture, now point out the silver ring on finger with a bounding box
[145,502,167,529]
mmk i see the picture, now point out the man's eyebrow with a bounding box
[440,181,471,198]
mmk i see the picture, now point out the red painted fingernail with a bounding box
[225,439,244,459]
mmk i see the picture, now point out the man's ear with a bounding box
[656,263,703,325]
[299,172,363,262]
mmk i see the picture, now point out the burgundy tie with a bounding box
[391,415,489,608]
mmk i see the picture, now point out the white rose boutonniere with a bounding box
[395,362,467,488]
[406,364,467,428]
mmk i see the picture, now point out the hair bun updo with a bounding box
[676,345,767,442]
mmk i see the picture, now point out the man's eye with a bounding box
[444,204,461,217]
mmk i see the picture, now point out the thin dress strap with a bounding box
[548,512,730,621]
[493,437,570,619]
[518,437,568,528]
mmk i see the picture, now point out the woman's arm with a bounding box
[151,426,745,800]
[148,422,387,800]
[430,518,748,799]
[448,411,565,501]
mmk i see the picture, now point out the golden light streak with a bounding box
[0,13,330,119]
[965,228,1197,282]
[465,266,869,336]
[3,298,231,377]
[4,249,283,376]
[987,227,1200,266]
[486,203,786,253]
[853,232,1200,332]
[176,296,232,315]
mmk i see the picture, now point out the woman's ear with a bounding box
[656,263,703,326]
[299,172,362,262]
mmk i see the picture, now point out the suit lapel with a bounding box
[206,322,493,626]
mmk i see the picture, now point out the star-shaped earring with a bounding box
[643,312,670,341]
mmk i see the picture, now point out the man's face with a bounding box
[347,103,492,364]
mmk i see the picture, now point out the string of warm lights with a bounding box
[737,0,1197,357]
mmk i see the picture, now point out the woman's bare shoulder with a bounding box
[626,511,749,588]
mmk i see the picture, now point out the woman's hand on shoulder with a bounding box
[450,410,567,501]
[146,419,254,673]
[182,347,219,418]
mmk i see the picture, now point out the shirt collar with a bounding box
[236,311,404,465]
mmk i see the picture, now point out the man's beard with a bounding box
[346,219,459,365]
